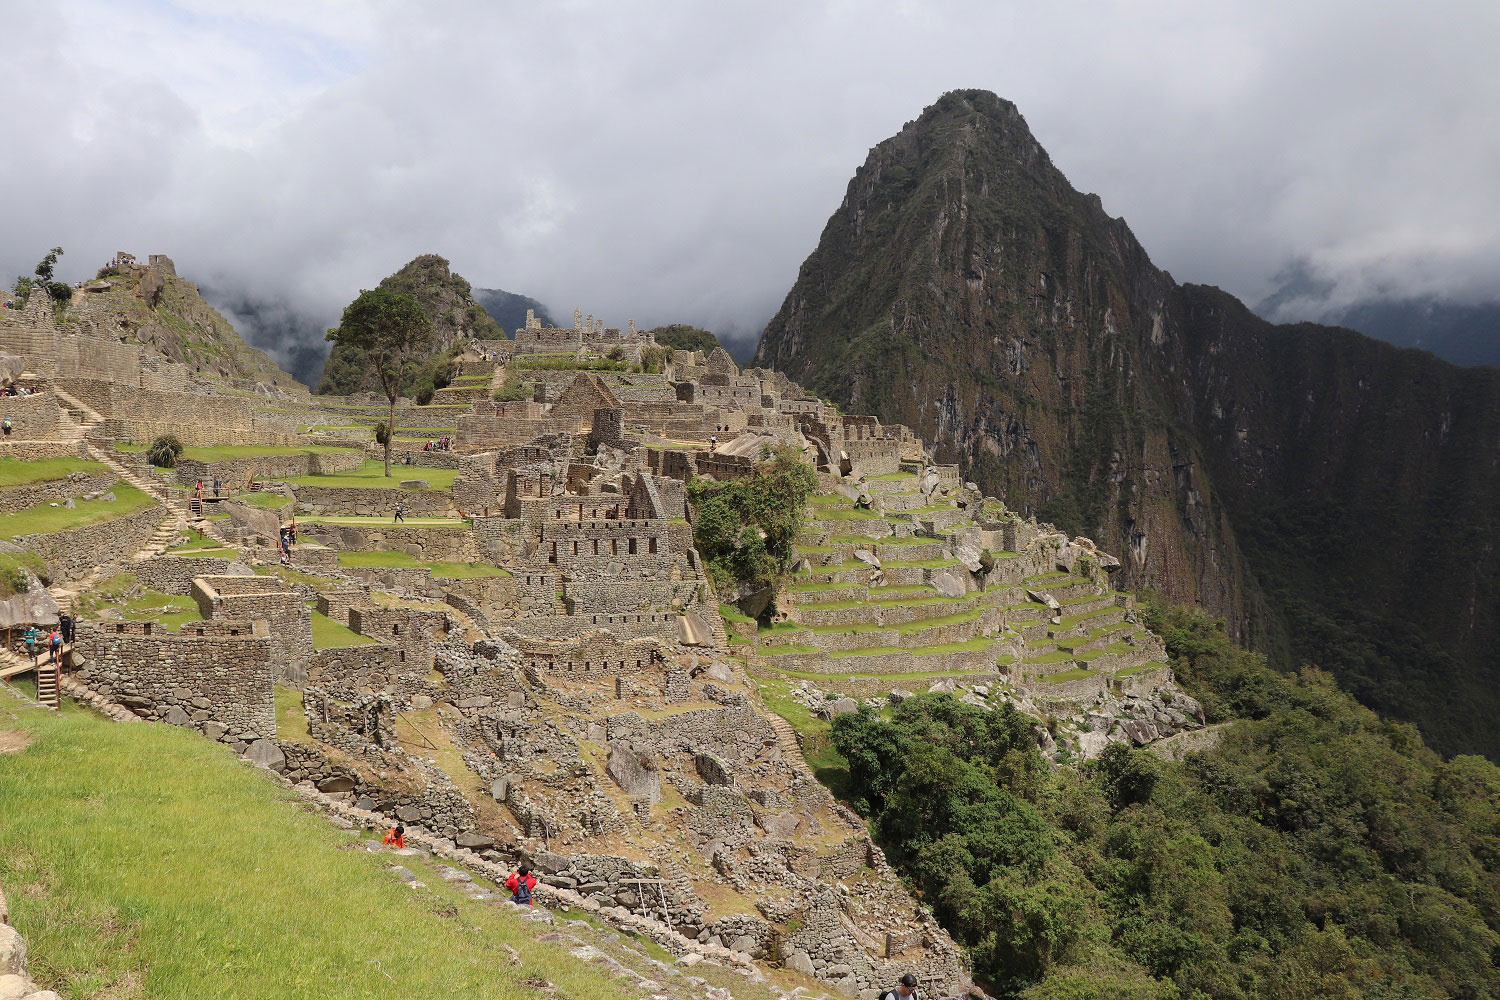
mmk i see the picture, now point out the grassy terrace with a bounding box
[310,609,376,649]
[287,459,461,491]
[1044,667,1098,684]
[0,482,156,539]
[336,550,509,578]
[117,443,358,462]
[233,491,294,509]
[0,455,108,487]
[0,700,639,999]
[116,589,203,631]
[297,515,468,527]
[1115,660,1169,678]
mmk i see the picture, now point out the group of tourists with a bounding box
[422,438,452,452]
[193,478,230,501]
[20,613,75,666]
[1,381,37,396]
[278,520,297,564]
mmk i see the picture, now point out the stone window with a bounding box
[629,538,637,555]
[648,537,658,554]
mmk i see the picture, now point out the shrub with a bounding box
[374,422,390,446]
[686,446,816,595]
[146,434,184,469]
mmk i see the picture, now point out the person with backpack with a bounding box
[22,625,38,665]
[393,502,405,523]
[2,416,11,437]
[48,628,62,664]
[879,974,921,1000]
[506,865,536,906]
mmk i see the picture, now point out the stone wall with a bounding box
[307,522,479,562]
[17,502,166,583]
[175,449,364,485]
[0,439,87,461]
[132,553,246,595]
[0,391,62,439]
[191,575,313,678]
[291,484,455,517]
[72,619,275,740]
[348,606,452,669]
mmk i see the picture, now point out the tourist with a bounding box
[22,625,38,665]
[879,974,921,1000]
[2,416,11,437]
[194,479,204,500]
[393,502,405,523]
[505,865,536,906]
[709,434,717,450]
[213,477,222,499]
[48,628,62,664]
[382,824,406,849]
[288,518,298,548]
[59,612,73,645]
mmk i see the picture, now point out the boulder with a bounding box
[784,950,816,976]
[930,571,967,598]
[395,804,422,823]
[1026,589,1062,612]
[456,831,495,849]
[398,480,429,489]
[317,775,356,793]
[0,924,24,976]
[818,697,858,719]
[953,539,984,572]
[244,739,285,771]
[853,549,881,569]
[408,694,433,710]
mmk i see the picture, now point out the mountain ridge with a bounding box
[756,89,1500,758]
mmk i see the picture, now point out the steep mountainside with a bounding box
[472,287,553,335]
[1332,298,1500,369]
[756,90,1500,758]
[68,256,298,387]
[317,255,502,395]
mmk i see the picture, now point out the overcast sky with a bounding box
[4,0,1498,377]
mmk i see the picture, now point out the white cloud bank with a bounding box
[3,0,1498,374]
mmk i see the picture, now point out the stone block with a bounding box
[244,739,286,771]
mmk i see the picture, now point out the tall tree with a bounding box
[325,288,434,476]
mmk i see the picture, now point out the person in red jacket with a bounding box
[382,824,406,848]
[506,865,536,905]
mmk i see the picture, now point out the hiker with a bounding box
[213,477,222,499]
[48,628,62,664]
[382,824,406,849]
[393,502,405,523]
[59,612,73,644]
[2,416,11,437]
[288,518,298,547]
[709,433,717,450]
[194,479,204,500]
[22,625,38,665]
[505,865,536,906]
[879,974,921,1000]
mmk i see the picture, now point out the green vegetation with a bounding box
[687,447,817,598]
[118,589,203,631]
[0,550,45,598]
[335,550,508,578]
[511,355,633,372]
[647,324,722,354]
[323,286,435,477]
[827,599,1500,998]
[287,459,460,491]
[492,370,530,402]
[310,610,376,649]
[146,433,184,469]
[10,246,70,307]
[0,456,107,487]
[120,443,357,462]
[0,482,156,539]
[0,702,638,998]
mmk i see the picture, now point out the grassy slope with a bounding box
[0,456,108,487]
[287,459,460,491]
[0,699,636,1000]
[0,482,156,539]
[310,610,376,649]
[336,550,508,578]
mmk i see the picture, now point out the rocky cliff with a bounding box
[317,255,503,395]
[756,90,1500,759]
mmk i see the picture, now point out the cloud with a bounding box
[3,0,1498,377]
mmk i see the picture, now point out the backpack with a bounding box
[513,877,532,904]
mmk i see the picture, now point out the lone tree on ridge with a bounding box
[325,288,433,477]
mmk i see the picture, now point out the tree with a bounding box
[34,247,63,284]
[325,288,433,476]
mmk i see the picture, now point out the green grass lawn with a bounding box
[117,443,359,462]
[0,700,638,999]
[718,602,756,625]
[118,590,204,631]
[0,456,108,487]
[335,550,508,578]
[310,610,376,649]
[1044,667,1098,684]
[287,459,461,491]
[166,533,235,555]
[297,515,468,527]
[0,482,157,540]
[1114,660,1169,678]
